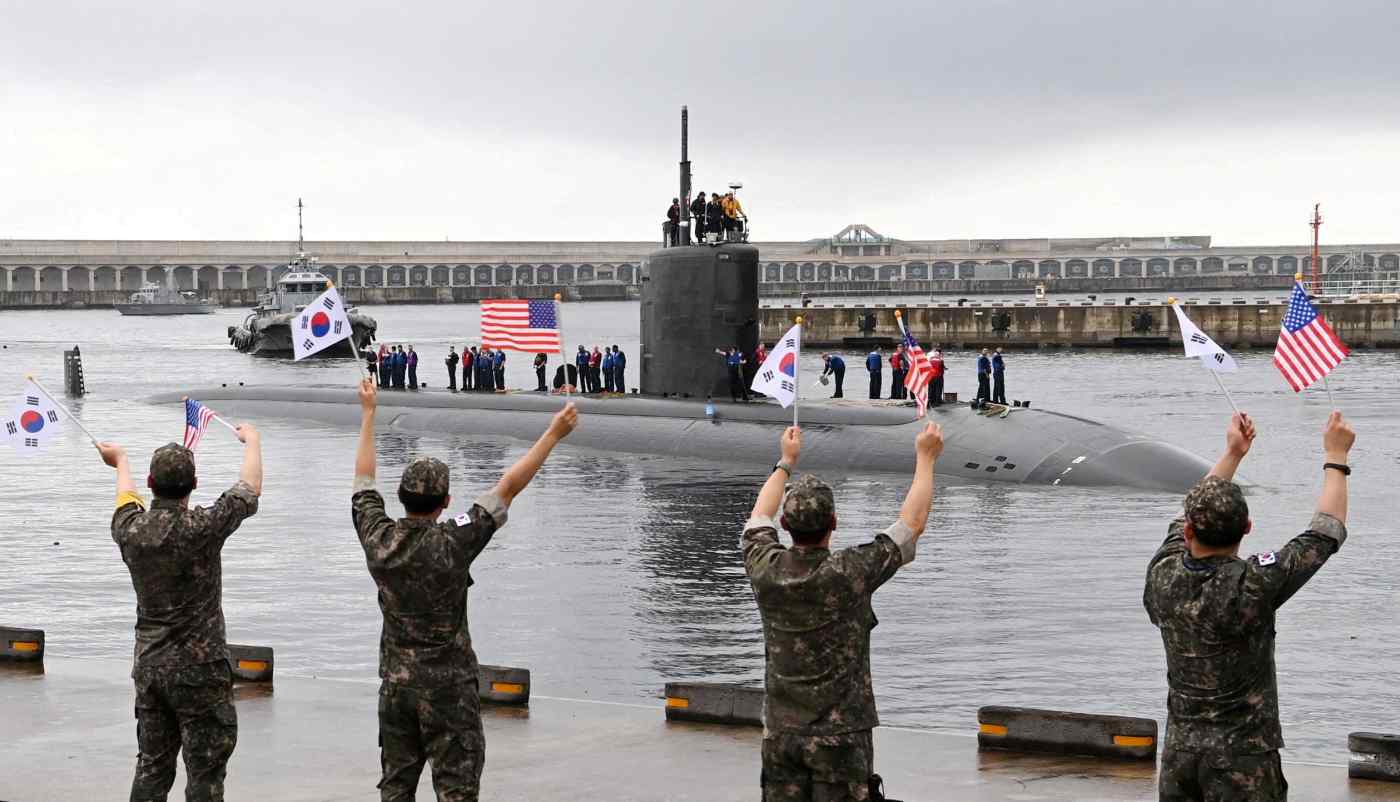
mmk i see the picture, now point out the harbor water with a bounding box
[0,301,1396,764]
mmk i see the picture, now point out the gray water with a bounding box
[1,301,1396,764]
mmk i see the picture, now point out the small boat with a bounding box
[114,283,217,315]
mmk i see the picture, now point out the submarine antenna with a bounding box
[679,106,691,247]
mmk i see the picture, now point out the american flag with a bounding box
[1273,282,1349,392]
[897,318,934,417]
[184,398,217,451]
[481,299,562,353]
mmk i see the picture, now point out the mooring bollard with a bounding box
[63,346,86,396]
[478,664,530,706]
[0,626,45,662]
[663,681,764,726]
[977,705,1158,761]
[1350,732,1400,782]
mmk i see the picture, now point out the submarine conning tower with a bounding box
[640,243,760,398]
[640,105,761,399]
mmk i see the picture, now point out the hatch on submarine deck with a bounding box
[150,386,1211,493]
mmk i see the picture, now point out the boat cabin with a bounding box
[265,270,332,313]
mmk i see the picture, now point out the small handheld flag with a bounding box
[751,322,802,410]
[895,311,934,418]
[1170,301,1238,373]
[1273,281,1349,393]
[481,299,562,353]
[292,285,355,360]
[182,398,237,451]
[3,379,65,456]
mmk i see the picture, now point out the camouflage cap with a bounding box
[399,457,450,497]
[149,443,196,488]
[1183,475,1249,546]
[782,474,836,534]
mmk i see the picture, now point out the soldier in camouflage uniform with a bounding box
[351,378,578,801]
[98,426,263,802]
[742,423,942,802]
[1144,410,1355,802]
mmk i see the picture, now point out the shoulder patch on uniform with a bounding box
[454,512,470,527]
[1253,551,1277,566]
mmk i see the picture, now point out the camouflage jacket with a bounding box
[111,481,260,674]
[741,515,915,736]
[1143,512,1347,754]
[351,480,507,689]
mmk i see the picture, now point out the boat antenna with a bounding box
[1310,202,1322,293]
[679,106,691,246]
[297,197,305,255]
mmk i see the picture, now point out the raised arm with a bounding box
[491,403,579,505]
[355,377,378,484]
[235,423,263,496]
[750,427,800,521]
[896,423,941,540]
[1208,412,1255,482]
[96,442,137,498]
[1317,410,1354,523]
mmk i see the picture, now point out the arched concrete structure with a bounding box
[1227,258,1248,272]
[1277,256,1297,276]
[494,265,512,285]
[617,263,634,283]
[1011,260,1034,279]
[537,264,555,284]
[387,265,406,286]
[364,266,384,286]
[514,265,533,284]
[453,265,471,285]
[12,267,36,291]
[577,264,595,282]
[818,262,835,281]
[431,265,449,286]
[933,261,955,279]
[853,265,876,281]
[1174,257,1197,275]
[1201,257,1224,274]
[957,260,977,279]
[782,263,797,282]
[271,264,291,285]
[120,267,144,290]
[94,266,118,291]
[39,266,65,290]
[556,264,574,284]
[223,266,246,290]
[1065,259,1087,277]
[1252,256,1273,274]
[763,263,780,282]
[1121,258,1143,277]
[1147,258,1169,276]
[341,266,361,286]
[1380,253,1399,272]
[596,265,614,281]
[409,266,429,286]
[801,262,817,282]
[1327,254,1346,270]
[196,266,218,292]
[474,265,492,285]
[879,264,901,281]
[1037,259,1060,278]
[1092,259,1114,278]
[834,264,850,281]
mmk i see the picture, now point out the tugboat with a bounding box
[227,200,377,357]
[115,283,217,315]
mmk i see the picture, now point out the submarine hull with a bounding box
[151,387,1211,493]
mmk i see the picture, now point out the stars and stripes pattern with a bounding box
[1273,282,1349,392]
[897,317,934,418]
[481,299,562,353]
[183,398,217,451]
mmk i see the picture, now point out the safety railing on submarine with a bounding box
[660,221,751,248]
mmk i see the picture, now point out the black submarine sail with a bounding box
[161,108,1214,492]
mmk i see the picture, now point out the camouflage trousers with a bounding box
[1159,748,1288,802]
[378,678,485,802]
[130,661,238,802]
[761,730,874,802]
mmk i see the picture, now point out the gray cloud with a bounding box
[3,0,1398,243]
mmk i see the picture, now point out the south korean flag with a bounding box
[1171,301,1238,373]
[292,285,355,360]
[3,380,64,456]
[750,322,802,408]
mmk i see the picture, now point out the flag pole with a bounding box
[329,281,369,381]
[26,374,100,446]
[182,396,240,435]
[1322,374,1336,409]
[1209,372,1240,414]
[555,293,569,399]
[793,316,802,427]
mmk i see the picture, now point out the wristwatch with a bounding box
[774,462,793,476]
[1323,462,1351,476]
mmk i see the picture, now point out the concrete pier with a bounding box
[766,298,1400,348]
[4,657,1398,801]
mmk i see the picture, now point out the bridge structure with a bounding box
[2,229,1398,296]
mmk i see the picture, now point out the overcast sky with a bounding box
[3,0,1398,245]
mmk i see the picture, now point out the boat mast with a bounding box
[679,107,691,246]
[297,197,305,256]
[1310,203,1322,293]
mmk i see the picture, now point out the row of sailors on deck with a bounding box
[666,190,747,245]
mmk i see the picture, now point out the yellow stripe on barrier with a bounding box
[491,682,525,694]
[979,723,1008,736]
[11,641,40,653]
[237,660,268,672]
[1113,735,1154,748]
[665,697,690,709]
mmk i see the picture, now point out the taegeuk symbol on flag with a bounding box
[751,323,802,408]
[3,379,64,455]
[1171,301,1237,372]
[292,285,355,360]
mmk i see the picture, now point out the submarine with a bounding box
[156,108,1212,493]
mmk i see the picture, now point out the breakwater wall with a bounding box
[0,284,638,310]
[763,298,1400,349]
[758,274,1296,298]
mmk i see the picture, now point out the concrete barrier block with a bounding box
[479,664,530,706]
[1350,732,1400,782]
[0,626,44,662]
[227,644,273,682]
[664,681,763,726]
[977,706,1157,761]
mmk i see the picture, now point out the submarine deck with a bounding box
[5,657,1397,801]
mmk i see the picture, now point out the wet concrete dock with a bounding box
[4,657,1399,801]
